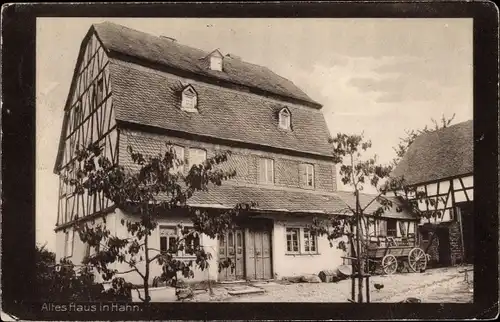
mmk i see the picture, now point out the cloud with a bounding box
[373,56,471,88]
[349,74,442,103]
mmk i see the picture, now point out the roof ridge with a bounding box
[93,21,321,107]
[418,119,473,137]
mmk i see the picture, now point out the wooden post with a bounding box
[366,275,370,303]
[351,275,356,302]
[456,207,466,264]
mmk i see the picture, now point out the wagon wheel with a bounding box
[382,254,398,275]
[408,248,427,272]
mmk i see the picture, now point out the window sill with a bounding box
[174,256,196,260]
[285,252,320,257]
[181,107,198,113]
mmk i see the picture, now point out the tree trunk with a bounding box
[355,191,363,303]
[144,233,150,303]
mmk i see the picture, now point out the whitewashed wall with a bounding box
[272,219,347,278]
[112,208,218,286]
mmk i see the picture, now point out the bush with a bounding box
[35,244,131,302]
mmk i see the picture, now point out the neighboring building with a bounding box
[53,22,414,285]
[392,120,473,266]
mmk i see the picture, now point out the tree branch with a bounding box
[122,259,145,280]
[115,268,140,275]
[131,285,145,302]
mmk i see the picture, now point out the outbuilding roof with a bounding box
[391,120,473,185]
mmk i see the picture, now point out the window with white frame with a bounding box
[210,55,223,71]
[286,227,319,254]
[303,228,317,253]
[301,163,315,188]
[188,148,207,168]
[278,108,291,130]
[181,86,198,111]
[64,230,74,258]
[164,145,185,174]
[160,226,178,254]
[286,228,300,253]
[258,158,274,184]
[159,225,200,257]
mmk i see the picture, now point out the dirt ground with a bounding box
[188,265,473,303]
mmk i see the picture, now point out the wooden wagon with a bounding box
[365,237,427,275]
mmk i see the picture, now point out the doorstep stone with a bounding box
[227,286,265,296]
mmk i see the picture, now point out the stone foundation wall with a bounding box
[420,221,464,268]
[448,221,464,265]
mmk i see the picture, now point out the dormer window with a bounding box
[278,108,291,130]
[210,56,222,71]
[181,85,198,112]
[207,49,224,71]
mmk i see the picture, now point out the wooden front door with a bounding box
[218,229,245,281]
[246,229,272,280]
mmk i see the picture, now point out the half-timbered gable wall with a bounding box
[56,33,118,226]
[405,174,474,224]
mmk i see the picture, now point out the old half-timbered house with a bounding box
[391,120,473,267]
[53,22,415,285]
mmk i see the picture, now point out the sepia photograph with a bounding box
[36,17,474,304]
[1,2,498,320]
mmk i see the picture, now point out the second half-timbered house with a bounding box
[392,120,473,266]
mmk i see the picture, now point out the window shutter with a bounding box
[299,163,306,186]
[267,159,274,183]
[258,158,266,183]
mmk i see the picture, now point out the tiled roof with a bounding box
[334,191,414,220]
[110,60,333,157]
[184,185,415,220]
[391,120,473,185]
[93,22,319,106]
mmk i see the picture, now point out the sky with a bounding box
[36,18,473,251]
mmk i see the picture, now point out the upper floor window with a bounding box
[210,56,223,71]
[189,148,207,167]
[208,50,224,71]
[163,145,185,174]
[64,230,74,258]
[258,158,274,184]
[96,77,104,106]
[72,101,82,132]
[181,85,198,112]
[301,163,315,188]
[278,108,291,130]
